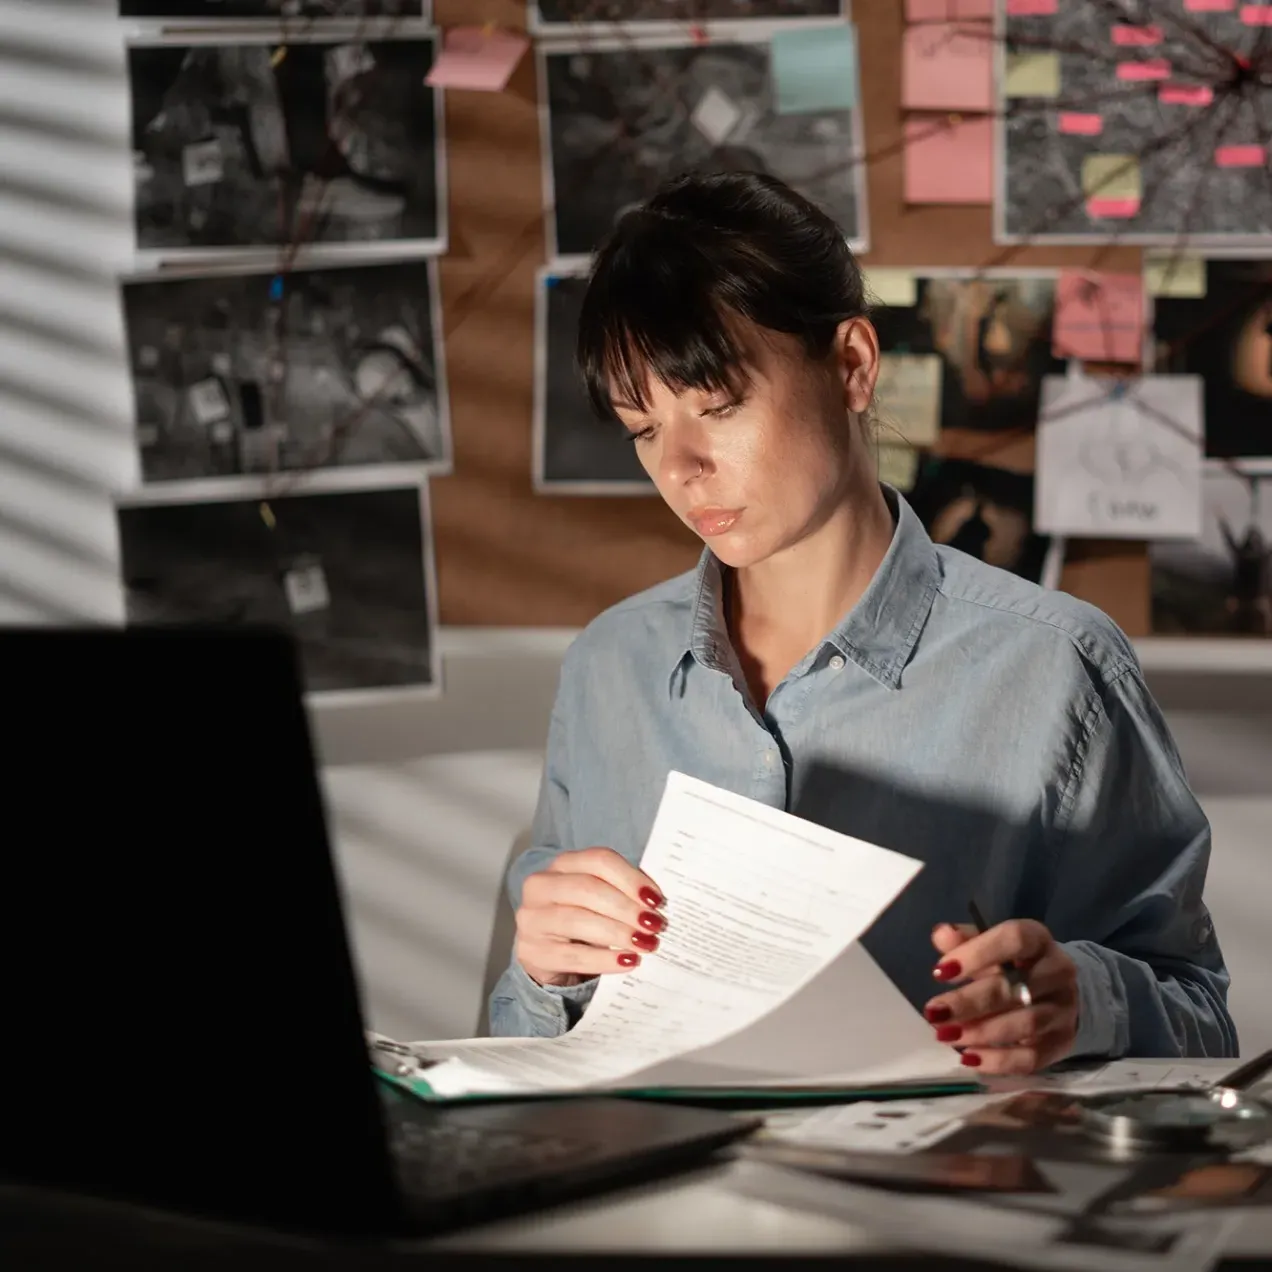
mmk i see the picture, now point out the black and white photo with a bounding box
[534,267,654,494]
[529,1,844,33]
[129,35,444,258]
[122,258,450,491]
[121,2,427,16]
[117,484,440,697]
[539,28,866,262]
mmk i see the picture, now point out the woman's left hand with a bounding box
[924,920,1080,1075]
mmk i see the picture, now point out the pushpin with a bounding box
[270,45,287,68]
[259,501,276,530]
[269,275,284,302]
[690,24,708,45]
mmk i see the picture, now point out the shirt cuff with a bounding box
[511,961,599,1034]
[1062,940,1125,1061]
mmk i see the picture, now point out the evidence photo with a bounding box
[540,29,865,261]
[117,484,440,696]
[530,1,844,30]
[122,259,451,489]
[120,1,427,15]
[129,35,444,257]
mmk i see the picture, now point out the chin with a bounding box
[701,532,768,570]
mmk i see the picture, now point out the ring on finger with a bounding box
[1009,978,1033,1009]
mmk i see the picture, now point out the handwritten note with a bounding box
[875,353,943,446]
[424,25,529,92]
[903,115,992,204]
[770,24,859,114]
[902,21,992,112]
[1036,374,1203,539]
[1053,270,1145,363]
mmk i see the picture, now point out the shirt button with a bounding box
[765,751,778,767]
[828,654,846,671]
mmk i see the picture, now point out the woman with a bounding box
[489,171,1236,1071]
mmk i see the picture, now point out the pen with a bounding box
[968,898,1032,1009]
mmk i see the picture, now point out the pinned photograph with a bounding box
[1151,461,1272,638]
[870,272,1065,435]
[117,484,440,698]
[534,267,655,494]
[121,258,450,493]
[129,34,445,260]
[529,1,844,33]
[539,26,867,262]
[121,1,427,15]
[1151,256,1272,459]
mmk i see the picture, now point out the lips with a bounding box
[686,507,743,537]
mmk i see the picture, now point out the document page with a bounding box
[414,771,924,1099]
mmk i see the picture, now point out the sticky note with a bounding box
[902,21,992,112]
[1159,83,1214,106]
[424,25,529,92]
[1145,254,1207,298]
[770,24,858,115]
[865,268,919,308]
[904,115,993,204]
[1215,143,1266,166]
[1004,51,1061,97]
[1185,0,1234,8]
[1242,3,1272,21]
[1117,58,1171,80]
[874,443,920,492]
[1058,112,1103,135]
[1006,0,1058,13]
[1053,270,1145,364]
[691,86,743,145]
[874,353,943,446]
[1082,154,1142,217]
[906,0,993,19]
[283,561,331,615]
[182,139,223,187]
[1112,24,1163,44]
[188,378,231,426]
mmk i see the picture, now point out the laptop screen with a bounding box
[0,626,401,1236]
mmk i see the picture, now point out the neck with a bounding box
[728,468,895,653]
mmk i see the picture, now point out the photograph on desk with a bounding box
[128,33,444,260]
[120,1,428,15]
[534,266,655,494]
[116,483,440,698]
[1150,256,1272,460]
[538,24,866,263]
[529,1,845,32]
[121,258,451,493]
[869,272,1065,436]
[1150,460,1272,638]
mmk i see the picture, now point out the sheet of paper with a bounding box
[902,21,992,112]
[691,85,743,145]
[874,352,942,445]
[1053,269,1145,363]
[907,0,993,18]
[1145,254,1207,298]
[767,1090,993,1153]
[411,772,926,1098]
[1035,374,1204,540]
[770,24,858,115]
[1004,51,1061,97]
[864,268,918,308]
[903,115,992,204]
[424,25,529,92]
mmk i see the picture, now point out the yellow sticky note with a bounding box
[865,268,918,308]
[1144,254,1207,298]
[875,352,943,447]
[1004,51,1061,98]
[1082,153,1142,202]
[874,443,920,492]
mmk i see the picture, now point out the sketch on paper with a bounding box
[122,259,450,490]
[530,1,843,29]
[129,37,443,257]
[1035,374,1203,540]
[540,30,866,261]
[117,485,440,695]
[1152,463,1272,638]
[1151,257,1272,459]
[121,1,426,15]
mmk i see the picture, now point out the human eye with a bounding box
[626,425,656,444]
[704,394,746,419]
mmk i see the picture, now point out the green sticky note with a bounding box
[771,24,858,115]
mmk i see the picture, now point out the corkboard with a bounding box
[431,0,1151,634]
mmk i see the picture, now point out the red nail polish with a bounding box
[631,931,659,952]
[924,1004,952,1024]
[617,952,640,968]
[933,960,962,981]
[960,1051,982,1068]
[639,887,664,909]
[936,1024,963,1044]
[638,910,665,932]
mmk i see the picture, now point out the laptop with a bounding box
[0,626,757,1240]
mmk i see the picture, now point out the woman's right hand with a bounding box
[514,847,666,988]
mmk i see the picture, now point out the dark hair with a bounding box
[576,170,868,422]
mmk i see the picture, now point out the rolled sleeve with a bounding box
[1047,666,1238,1061]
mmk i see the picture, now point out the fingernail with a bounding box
[617,952,640,968]
[638,910,666,932]
[933,960,962,981]
[639,887,664,909]
[960,1051,982,1068]
[631,931,659,952]
[936,1024,963,1044]
[924,1004,952,1024]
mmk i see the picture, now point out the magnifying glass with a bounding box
[1076,1049,1272,1153]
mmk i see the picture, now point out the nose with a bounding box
[659,428,708,488]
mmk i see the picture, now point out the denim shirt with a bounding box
[488,489,1237,1061]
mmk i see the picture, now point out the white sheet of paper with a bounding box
[691,86,742,145]
[1035,374,1204,540]
[412,771,928,1098]
[874,353,942,446]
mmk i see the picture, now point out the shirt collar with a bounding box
[670,487,940,695]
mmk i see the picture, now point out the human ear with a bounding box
[834,317,881,416]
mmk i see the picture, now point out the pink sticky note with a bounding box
[1216,143,1267,166]
[902,21,993,112]
[906,0,993,20]
[1117,58,1171,80]
[1112,24,1163,44]
[1054,271,1144,363]
[1159,83,1215,105]
[1185,0,1235,8]
[903,115,993,205]
[1006,0,1058,12]
[1059,112,1104,135]
[1242,3,1272,20]
[424,25,529,92]
[1087,196,1142,218]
